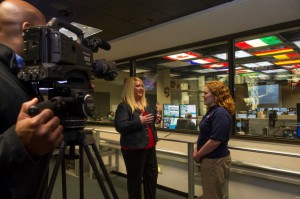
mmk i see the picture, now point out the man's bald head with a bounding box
[0,0,46,55]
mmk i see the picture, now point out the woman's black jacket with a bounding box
[114,102,158,149]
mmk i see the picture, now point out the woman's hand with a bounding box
[193,147,201,163]
[155,112,162,124]
[139,113,154,124]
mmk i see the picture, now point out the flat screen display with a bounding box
[280,107,288,112]
[163,104,180,117]
[142,77,156,91]
[288,111,296,115]
[163,117,179,129]
[248,114,256,118]
[180,104,197,118]
[237,113,247,118]
[248,84,279,104]
[276,111,283,115]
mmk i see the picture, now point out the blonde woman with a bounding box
[193,80,235,199]
[115,77,160,199]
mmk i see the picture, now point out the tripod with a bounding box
[43,129,119,199]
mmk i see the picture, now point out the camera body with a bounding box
[18,19,117,131]
[19,25,94,82]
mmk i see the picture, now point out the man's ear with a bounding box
[22,22,30,31]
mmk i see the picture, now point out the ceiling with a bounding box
[26,0,233,42]
[24,0,300,82]
[25,0,300,63]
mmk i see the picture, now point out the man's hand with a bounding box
[15,98,64,156]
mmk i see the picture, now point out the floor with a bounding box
[49,160,188,199]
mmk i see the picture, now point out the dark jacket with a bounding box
[0,44,49,199]
[114,102,158,148]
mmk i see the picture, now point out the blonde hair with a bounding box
[121,77,147,113]
[206,81,236,115]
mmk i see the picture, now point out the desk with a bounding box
[247,118,297,136]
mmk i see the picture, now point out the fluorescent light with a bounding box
[246,39,267,48]
[203,62,228,68]
[261,69,287,73]
[235,50,253,58]
[274,59,300,65]
[242,61,273,68]
[257,61,273,66]
[163,52,201,61]
[253,47,294,56]
[190,57,218,64]
[212,53,227,60]
[293,41,300,48]
[170,73,180,77]
[194,69,218,73]
[122,69,150,73]
[236,69,254,74]
[213,51,252,60]
[235,36,282,49]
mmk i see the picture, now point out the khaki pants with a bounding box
[200,155,231,199]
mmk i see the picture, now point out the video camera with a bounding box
[18,18,117,131]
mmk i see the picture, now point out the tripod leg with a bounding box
[90,143,119,199]
[61,150,67,199]
[79,143,84,199]
[35,155,51,199]
[45,141,67,199]
[82,144,111,198]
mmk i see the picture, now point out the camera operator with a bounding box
[0,1,63,199]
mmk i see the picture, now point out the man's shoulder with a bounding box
[0,43,15,70]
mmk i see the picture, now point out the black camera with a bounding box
[18,18,117,131]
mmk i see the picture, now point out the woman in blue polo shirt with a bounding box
[193,80,235,199]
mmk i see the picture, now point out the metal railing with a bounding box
[88,127,300,198]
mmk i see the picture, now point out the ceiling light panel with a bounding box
[273,52,300,60]
[190,57,218,64]
[163,52,201,61]
[235,35,282,49]
[261,69,288,73]
[274,59,300,65]
[253,47,294,56]
[212,50,253,60]
[242,61,273,68]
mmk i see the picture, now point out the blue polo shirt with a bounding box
[197,105,232,159]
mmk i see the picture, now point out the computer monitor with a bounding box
[280,107,288,112]
[163,117,179,129]
[237,113,247,119]
[288,111,296,115]
[163,104,180,117]
[248,84,279,104]
[276,111,283,115]
[247,114,257,118]
[257,107,265,112]
[191,119,197,125]
[180,104,197,118]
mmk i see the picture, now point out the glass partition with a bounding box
[234,27,300,139]
[90,21,300,142]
